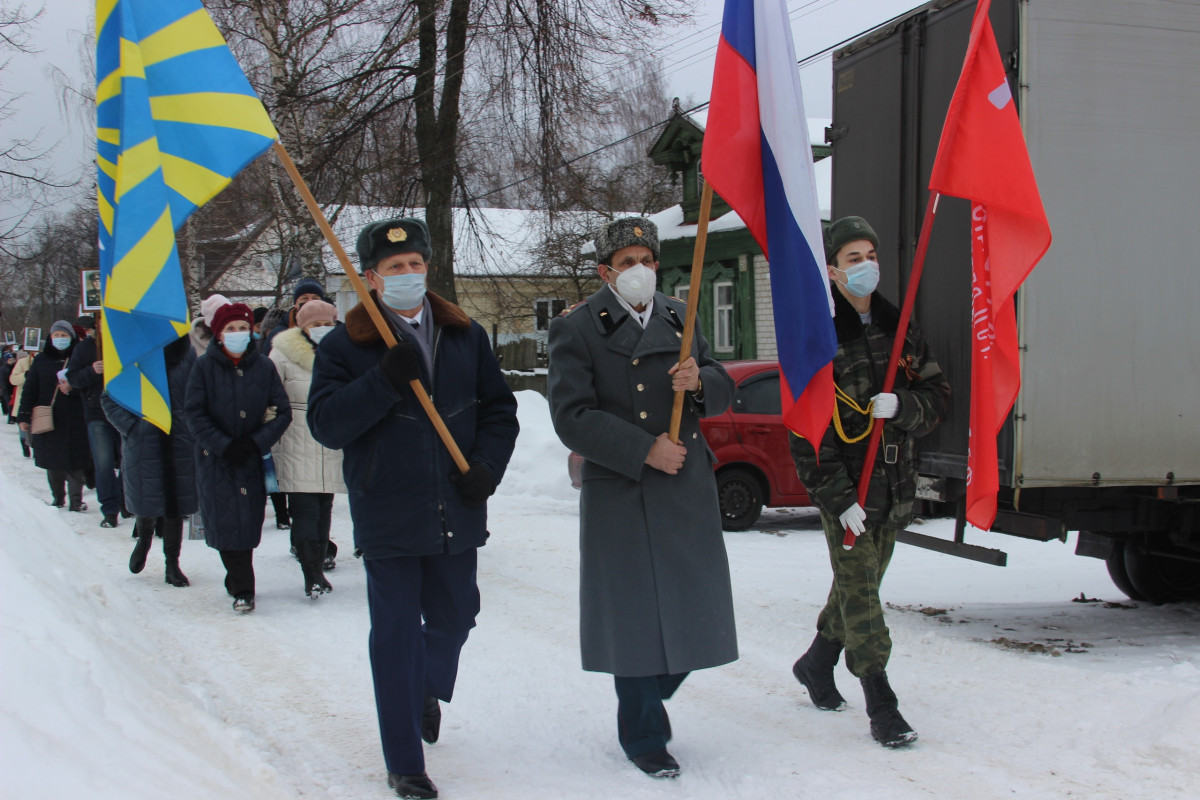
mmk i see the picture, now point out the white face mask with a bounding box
[611,263,657,308]
[222,330,251,355]
[307,325,334,343]
[835,260,880,297]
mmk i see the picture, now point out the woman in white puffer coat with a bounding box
[269,299,347,598]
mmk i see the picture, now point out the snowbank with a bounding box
[0,467,292,800]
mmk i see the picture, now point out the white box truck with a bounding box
[827,0,1200,602]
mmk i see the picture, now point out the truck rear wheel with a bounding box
[1104,542,1145,602]
[1122,544,1200,604]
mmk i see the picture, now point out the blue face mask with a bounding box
[52,336,72,351]
[836,260,880,298]
[253,332,262,341]
[379,272,426,311]
[222,331,251,355]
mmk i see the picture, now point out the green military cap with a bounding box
[594,216,659,266]
[824,216,879,265]
[356,217,433,270]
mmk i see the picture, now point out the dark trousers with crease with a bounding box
[615,672,689,758]
[219,549,255,598]
[365,549,480,775]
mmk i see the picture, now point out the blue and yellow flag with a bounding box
[96,0,277,431]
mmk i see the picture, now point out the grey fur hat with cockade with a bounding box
[593,216,660,266]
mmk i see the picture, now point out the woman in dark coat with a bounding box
[17,321,91,510]
[102,336,198,587]
[184,302,291,613]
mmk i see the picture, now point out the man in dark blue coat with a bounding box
[308,217,518,800]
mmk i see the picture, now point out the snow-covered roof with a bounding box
[322,206,612,276]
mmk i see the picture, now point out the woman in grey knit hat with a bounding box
[17,321,92,510]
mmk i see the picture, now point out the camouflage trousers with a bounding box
[815,511,898,678]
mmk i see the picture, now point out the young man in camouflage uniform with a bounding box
[789,216,950,748]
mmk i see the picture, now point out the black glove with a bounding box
[379,340,422,392]
[450,462,496,508]
[223,436,260,467]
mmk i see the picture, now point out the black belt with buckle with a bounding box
[883,443,899,464]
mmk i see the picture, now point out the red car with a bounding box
[568,360,811,531]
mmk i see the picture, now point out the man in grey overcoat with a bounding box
[547,216,738,779]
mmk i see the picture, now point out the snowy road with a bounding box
[3,391,1199,799]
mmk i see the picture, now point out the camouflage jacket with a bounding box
[790,287,950,528]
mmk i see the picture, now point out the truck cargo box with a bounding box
[829,0,1200,602]
[830,0,1200,489]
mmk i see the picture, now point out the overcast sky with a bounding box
[6,0,928,216]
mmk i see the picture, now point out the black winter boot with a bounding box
[129,519,156,574]
[387,771,438,799]
[792,633,848,711]
[860,671,917,747]
[316,535,333,591]
[422,695,441,744]
[298,541,327,598]
[161,519,189,587]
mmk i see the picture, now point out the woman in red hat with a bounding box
[184,301,292,613]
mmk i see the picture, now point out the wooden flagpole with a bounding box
[667,181,715,444]
[270,141,470,474]
[842,191,941,548]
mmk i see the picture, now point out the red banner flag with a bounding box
[928,0,1051,531]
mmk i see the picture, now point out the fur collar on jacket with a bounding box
[271,326,316,371]
[831,284,901,343]
[344,290,471,346]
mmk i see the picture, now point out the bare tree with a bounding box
[191,1,689,308]
[207,1,423,294]
[0,197,99,331]
[0,4,75,257]
[399,0,690,301]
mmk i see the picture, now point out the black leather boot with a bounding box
[161,518,189,587]
[129,518,156,574]
[298,541,327,598]
[860,671,917,747]
[387,772,438,799]
[315,534,332,592]
[422,695,441,744]
[792,633,848,711]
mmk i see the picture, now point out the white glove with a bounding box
[870,392,899,419]
[838,502,867,536]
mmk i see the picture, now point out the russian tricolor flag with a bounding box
[701,0,836,446]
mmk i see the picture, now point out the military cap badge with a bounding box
[387,227,408,243]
